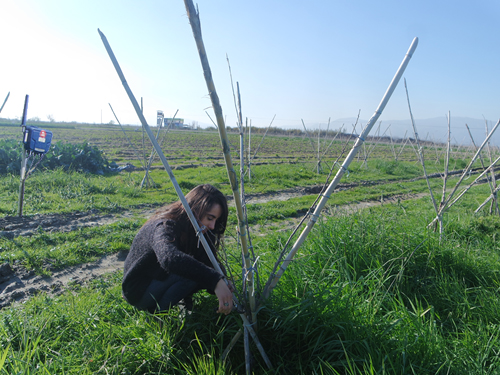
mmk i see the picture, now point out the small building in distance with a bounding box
[163,118,186,129]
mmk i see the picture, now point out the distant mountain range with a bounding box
[296,117,500,146]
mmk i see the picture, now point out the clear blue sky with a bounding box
[2,1,500,144]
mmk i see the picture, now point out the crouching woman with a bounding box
[122,184,234,315]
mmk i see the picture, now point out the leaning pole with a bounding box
[262,37,419,300]
[98,28,272,370]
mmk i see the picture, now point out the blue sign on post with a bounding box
[23,126,53,154]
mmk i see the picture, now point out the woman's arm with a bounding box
[152,220,223,291]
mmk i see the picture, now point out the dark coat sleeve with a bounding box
[122,219,223,306]
[152,220,223,288]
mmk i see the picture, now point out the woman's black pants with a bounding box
[135,274,200,313]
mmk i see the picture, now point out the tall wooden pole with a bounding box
[404,79,439,218]
[262,37,419,300]
[18,95,30,217]
[100,25,271,370]
[183,0,257,325]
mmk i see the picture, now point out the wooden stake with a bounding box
[476,184,500,213]
[99,28,222,272]
[448,155,500,211]
[428,118,500,228]
[396,131,410,161]
[251,114,276,162]
[0,92,10,114]
[248,119,252,181]
[301,119,320,173]
[389,128,397,160]
[108,103,148,171]
[140,110,179,189]
[466,123,496,198]
[17,95,29,217]
[484,119,499,214]
[184,0,257,333]
[98,33,273,370]
[404,79,439,218]
[320,124,345,161]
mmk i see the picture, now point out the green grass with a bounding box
[0,158,473,217]
[1,201,500,373]
[0,219,143,273]
[0,163,493,272]
[1,122,499,373]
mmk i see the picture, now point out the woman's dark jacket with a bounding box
[122,218,223,306]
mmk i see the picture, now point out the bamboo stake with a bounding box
[265,129,356,290]
[140,113,164,188]
[234,83,258,291]
[301,120,317,154]
[361,139,368,166]
[139,97,149,187]
[244,327,251,374]
[428,118,500,227]
[407,138,421,164]
[183,0,257,326]
[0,92,9,113]
[144,113,179,172]
[237,83,244,197]
[362,122,381,168]
[99,28,271,369]
[251,114,276,161]
[99,28,223,273]
[317,123,321,173]
[356,123,363,163]
[222,329,243,361]
[235,93,259,293]
[301,119,321,173]
[320,124,345,161]
[404,79,439,218]
[396,131,410,161]
[227,54,239,123]
[484,119,499,214]
[389,128,397,160]
[447,156,500,211]
[140,110,179,189]
[226,54,247,190]
[436,112,451,234]
[320,117,330,155]
[108,103,148,171]
[248,119,252,181]
[440,118,500,210]
[262,37,419,300]
[18,95,29,217]
[466,124,495,196]
[476,184,500,213]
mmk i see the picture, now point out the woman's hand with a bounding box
[214,278,233,315]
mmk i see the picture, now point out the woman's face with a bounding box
[200,204,222,233]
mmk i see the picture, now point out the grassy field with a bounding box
[0,122,499,374]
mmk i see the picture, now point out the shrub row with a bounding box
[0,139,110,175]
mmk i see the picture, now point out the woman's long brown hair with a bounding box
[150,184,228,251]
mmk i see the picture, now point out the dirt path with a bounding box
[0,186,428,310]
[0,251,129,309]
